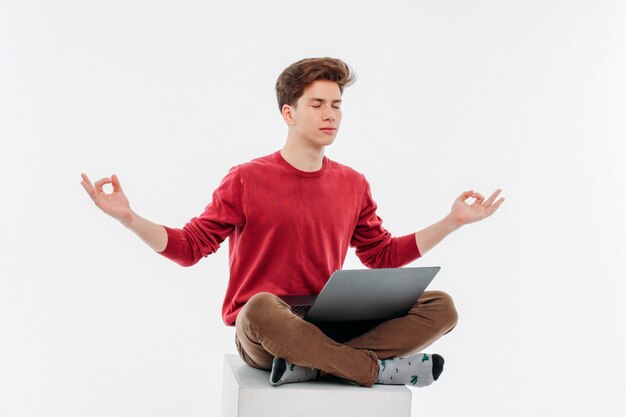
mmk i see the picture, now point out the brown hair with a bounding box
[275,57,356,111]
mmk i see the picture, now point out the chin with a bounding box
[322,137,336,146]
[306,135,336,149]
[319,133,337,146]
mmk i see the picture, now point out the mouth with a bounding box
[320,128,336,132]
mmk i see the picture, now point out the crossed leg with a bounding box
[234,291,458,387]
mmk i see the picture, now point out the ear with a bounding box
[281,104,296,126]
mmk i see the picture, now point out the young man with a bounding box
[81,57,504,388]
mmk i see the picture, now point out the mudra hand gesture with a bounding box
[450,189,505,227]
[80,173,134,225]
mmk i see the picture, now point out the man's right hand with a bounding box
[81,173,133,226]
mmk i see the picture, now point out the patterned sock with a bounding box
[375,353,444,387]
[270,357,319,386]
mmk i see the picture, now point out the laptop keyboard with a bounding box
[290,305,311,318]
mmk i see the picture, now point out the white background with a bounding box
[2,1,625,416]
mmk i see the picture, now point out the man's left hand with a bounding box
[449,189,505,228]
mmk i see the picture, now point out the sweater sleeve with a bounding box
[350,177,421,268]
[158,166,245,267]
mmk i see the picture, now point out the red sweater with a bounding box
[159,151,421,325]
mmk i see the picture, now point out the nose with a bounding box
[322,108,336,121]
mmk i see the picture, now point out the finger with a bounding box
[80,173,94,188]
[472,193,485,204]
[459,190,474,201]
[80,173,95,195]
[94,178,112,193]
[111,174,123,192]
[483,188,502,207]
[487,197,505,214]
[80,181,95,200]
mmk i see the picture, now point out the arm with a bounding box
[80,173,168,252]
[414,189,505,256]
[352,179,422,268]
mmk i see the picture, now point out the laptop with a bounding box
[280,266,440,323]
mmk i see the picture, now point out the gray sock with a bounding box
[375,353,444,387]
[270,357,319,387]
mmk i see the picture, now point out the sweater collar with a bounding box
[273,150,328,178]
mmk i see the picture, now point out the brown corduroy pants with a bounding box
[234,290,458,387]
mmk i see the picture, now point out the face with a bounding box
[282,80,343,148]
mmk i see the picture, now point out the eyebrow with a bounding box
[307,98,342,104]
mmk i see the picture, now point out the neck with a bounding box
[280,136,325,172]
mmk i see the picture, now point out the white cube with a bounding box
[221,354,412,417]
